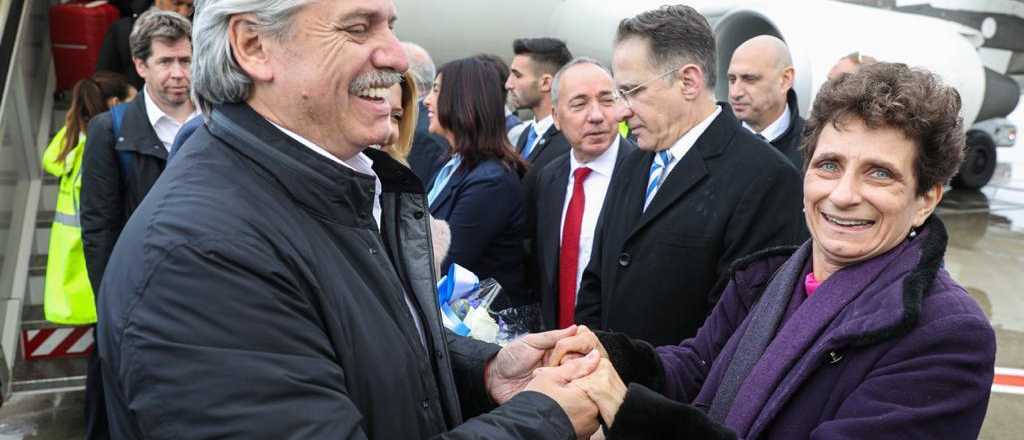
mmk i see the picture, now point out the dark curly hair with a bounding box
[803,62,965,195]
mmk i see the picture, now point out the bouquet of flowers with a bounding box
[436,265,541,345]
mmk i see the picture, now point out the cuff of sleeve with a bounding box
[458,344,502,417]
[607,384,736,440]
[596,331,665,392]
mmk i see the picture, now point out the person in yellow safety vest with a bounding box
[618,120,630,139]
[42,71,135,325]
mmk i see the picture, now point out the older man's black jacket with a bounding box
[96,103,575,439]
[575,105,807,347]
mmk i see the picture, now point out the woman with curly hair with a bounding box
[551,62,995,440]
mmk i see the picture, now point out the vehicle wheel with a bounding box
[952,131,997,190]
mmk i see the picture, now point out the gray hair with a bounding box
[191,0,311,112]
[550,57,611,106]
[129,9,192,62]
[402,42,435,99]
[615,4,717,89]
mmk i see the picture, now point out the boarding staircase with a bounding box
[0,0,89,404]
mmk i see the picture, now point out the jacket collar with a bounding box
[776,89,803,143]
[206,103,421,228]
[629,103,738,235]
[114,94,167,161]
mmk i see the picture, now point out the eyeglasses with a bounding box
[613,66,681,109]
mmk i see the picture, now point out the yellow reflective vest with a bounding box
[41,126,96,324]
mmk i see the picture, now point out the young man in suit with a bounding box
[728,35,806,170]
[528,58,636,330]
[505,37,573,173]
[574,5,806,347]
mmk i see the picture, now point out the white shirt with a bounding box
[559,136,620,293]
[657,105,722,186]
[742,103,791,143]
[530,115,555,139]
[143,85,199,151]
[268,121,383,230]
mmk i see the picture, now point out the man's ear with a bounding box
[132,57,147,80]
[228,14,274,82]
[539,73,554,93]
[780,66,795,93]
[552,106,561,131]
[677,64,705,100]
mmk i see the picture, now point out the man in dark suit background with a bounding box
[728,35,806,170]
[529,58,636,330]
[97,0,194,91]
[402,42,448,183]
[575,5,806,346]
[505,38,573,173]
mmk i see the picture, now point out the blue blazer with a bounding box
[428,157,527,307]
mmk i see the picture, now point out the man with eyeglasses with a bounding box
[575,5,806,347]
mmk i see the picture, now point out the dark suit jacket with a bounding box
[529,136,636,330]
[408,101,449,184]
[770,89,806,170]
[81,95,167,292]
[428,158,527,307]
[516,123,570,177]
[575,105,807,346]
[97,17,144,90]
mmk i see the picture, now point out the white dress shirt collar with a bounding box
[569,136,620,178]
[664,105,722,163]
[742,103,791,143]
[143,85,199,150]
[268,121,382,229]
[531,115,555,137]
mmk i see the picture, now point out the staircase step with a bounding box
[0,210,56,230]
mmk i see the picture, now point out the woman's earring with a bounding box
[909,228,917,239]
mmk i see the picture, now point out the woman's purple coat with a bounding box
[605,217,996,439]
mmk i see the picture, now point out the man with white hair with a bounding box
[403,41,449,183]
[95,0,601,438]
[727,35,805,169]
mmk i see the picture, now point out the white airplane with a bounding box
[394,0,1020,188]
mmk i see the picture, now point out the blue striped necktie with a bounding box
[644,150,674,212]
[521,125,539,159]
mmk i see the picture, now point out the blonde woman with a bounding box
[379,71,420,164]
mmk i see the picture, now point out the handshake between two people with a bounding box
[484,325,625,439]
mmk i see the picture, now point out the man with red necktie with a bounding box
[527,58,636,330]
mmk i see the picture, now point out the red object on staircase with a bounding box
[49,1,120,92]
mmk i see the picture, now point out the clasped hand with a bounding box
[485,325,626,438]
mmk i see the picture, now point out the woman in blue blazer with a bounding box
[424,57,529,307]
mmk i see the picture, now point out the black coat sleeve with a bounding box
[606,384,737,440]
[445,330,502,418]
[80,113,123,292]
[118,238,574,440]
[521,166,542,304]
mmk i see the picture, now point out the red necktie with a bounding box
[558,166,592,328]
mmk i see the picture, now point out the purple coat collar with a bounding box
[724,218,947,437]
